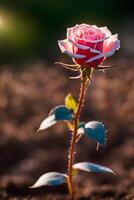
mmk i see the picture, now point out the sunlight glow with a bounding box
[0,16,4,27]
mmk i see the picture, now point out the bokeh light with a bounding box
[0,16,4,27]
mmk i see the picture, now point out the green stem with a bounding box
[67,71,89,200]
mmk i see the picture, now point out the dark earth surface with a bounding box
[0,59,134,199]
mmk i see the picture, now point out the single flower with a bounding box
[58,23,120,68]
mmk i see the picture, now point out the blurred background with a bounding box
[0,0,134,199]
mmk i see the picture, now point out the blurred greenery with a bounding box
[0,0,133,65]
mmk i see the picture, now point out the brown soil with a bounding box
[0,59,134,200]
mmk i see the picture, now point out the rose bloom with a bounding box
[58,24,120,68]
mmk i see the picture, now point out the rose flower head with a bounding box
[58,24,120,68]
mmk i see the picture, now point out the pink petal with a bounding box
[76,36,109,44]
[99,26,112,37]
[63,51,86,59]
[85,54,104,63]
[92,25,99,29]
[69,38,102,54]
[58,39,72,53]
[67,27,74,39]
[68,38,90,50]
[58,39,86,59]
[103,34,120,56]
[67,24,107,43]
[85,34,120,63]
[67,24,93,39]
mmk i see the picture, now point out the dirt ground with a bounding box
[0,59,134,200]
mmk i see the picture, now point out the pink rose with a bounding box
[58,24,120,68]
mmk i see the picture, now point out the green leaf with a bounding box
[38,105,73,132]
[65,93,78,113]
[30,172,67,188]
[73,162,115,174]
[78,121,106,145]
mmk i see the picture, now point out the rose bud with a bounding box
[58,24,120,68]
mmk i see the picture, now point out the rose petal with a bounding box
[69,38,102,54]
[76,36,109,43]
[58,39,86,59]
[67,24,108,43]
[58,39,73,53]
[67,27,74,39]
[68,24,97,39]
[85,41,120,63]
[104,34,120,56]
[99,26,112,37]
[69,38,90,50]
[85,34,120,63]
[89,48,102,54]
[85,53,104,63]
[67,24,84,39]
[77,24,100,32]
[72,24,92,33]
[105,40,120,57]
[64,50,86,59]
[92,25,99,29]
